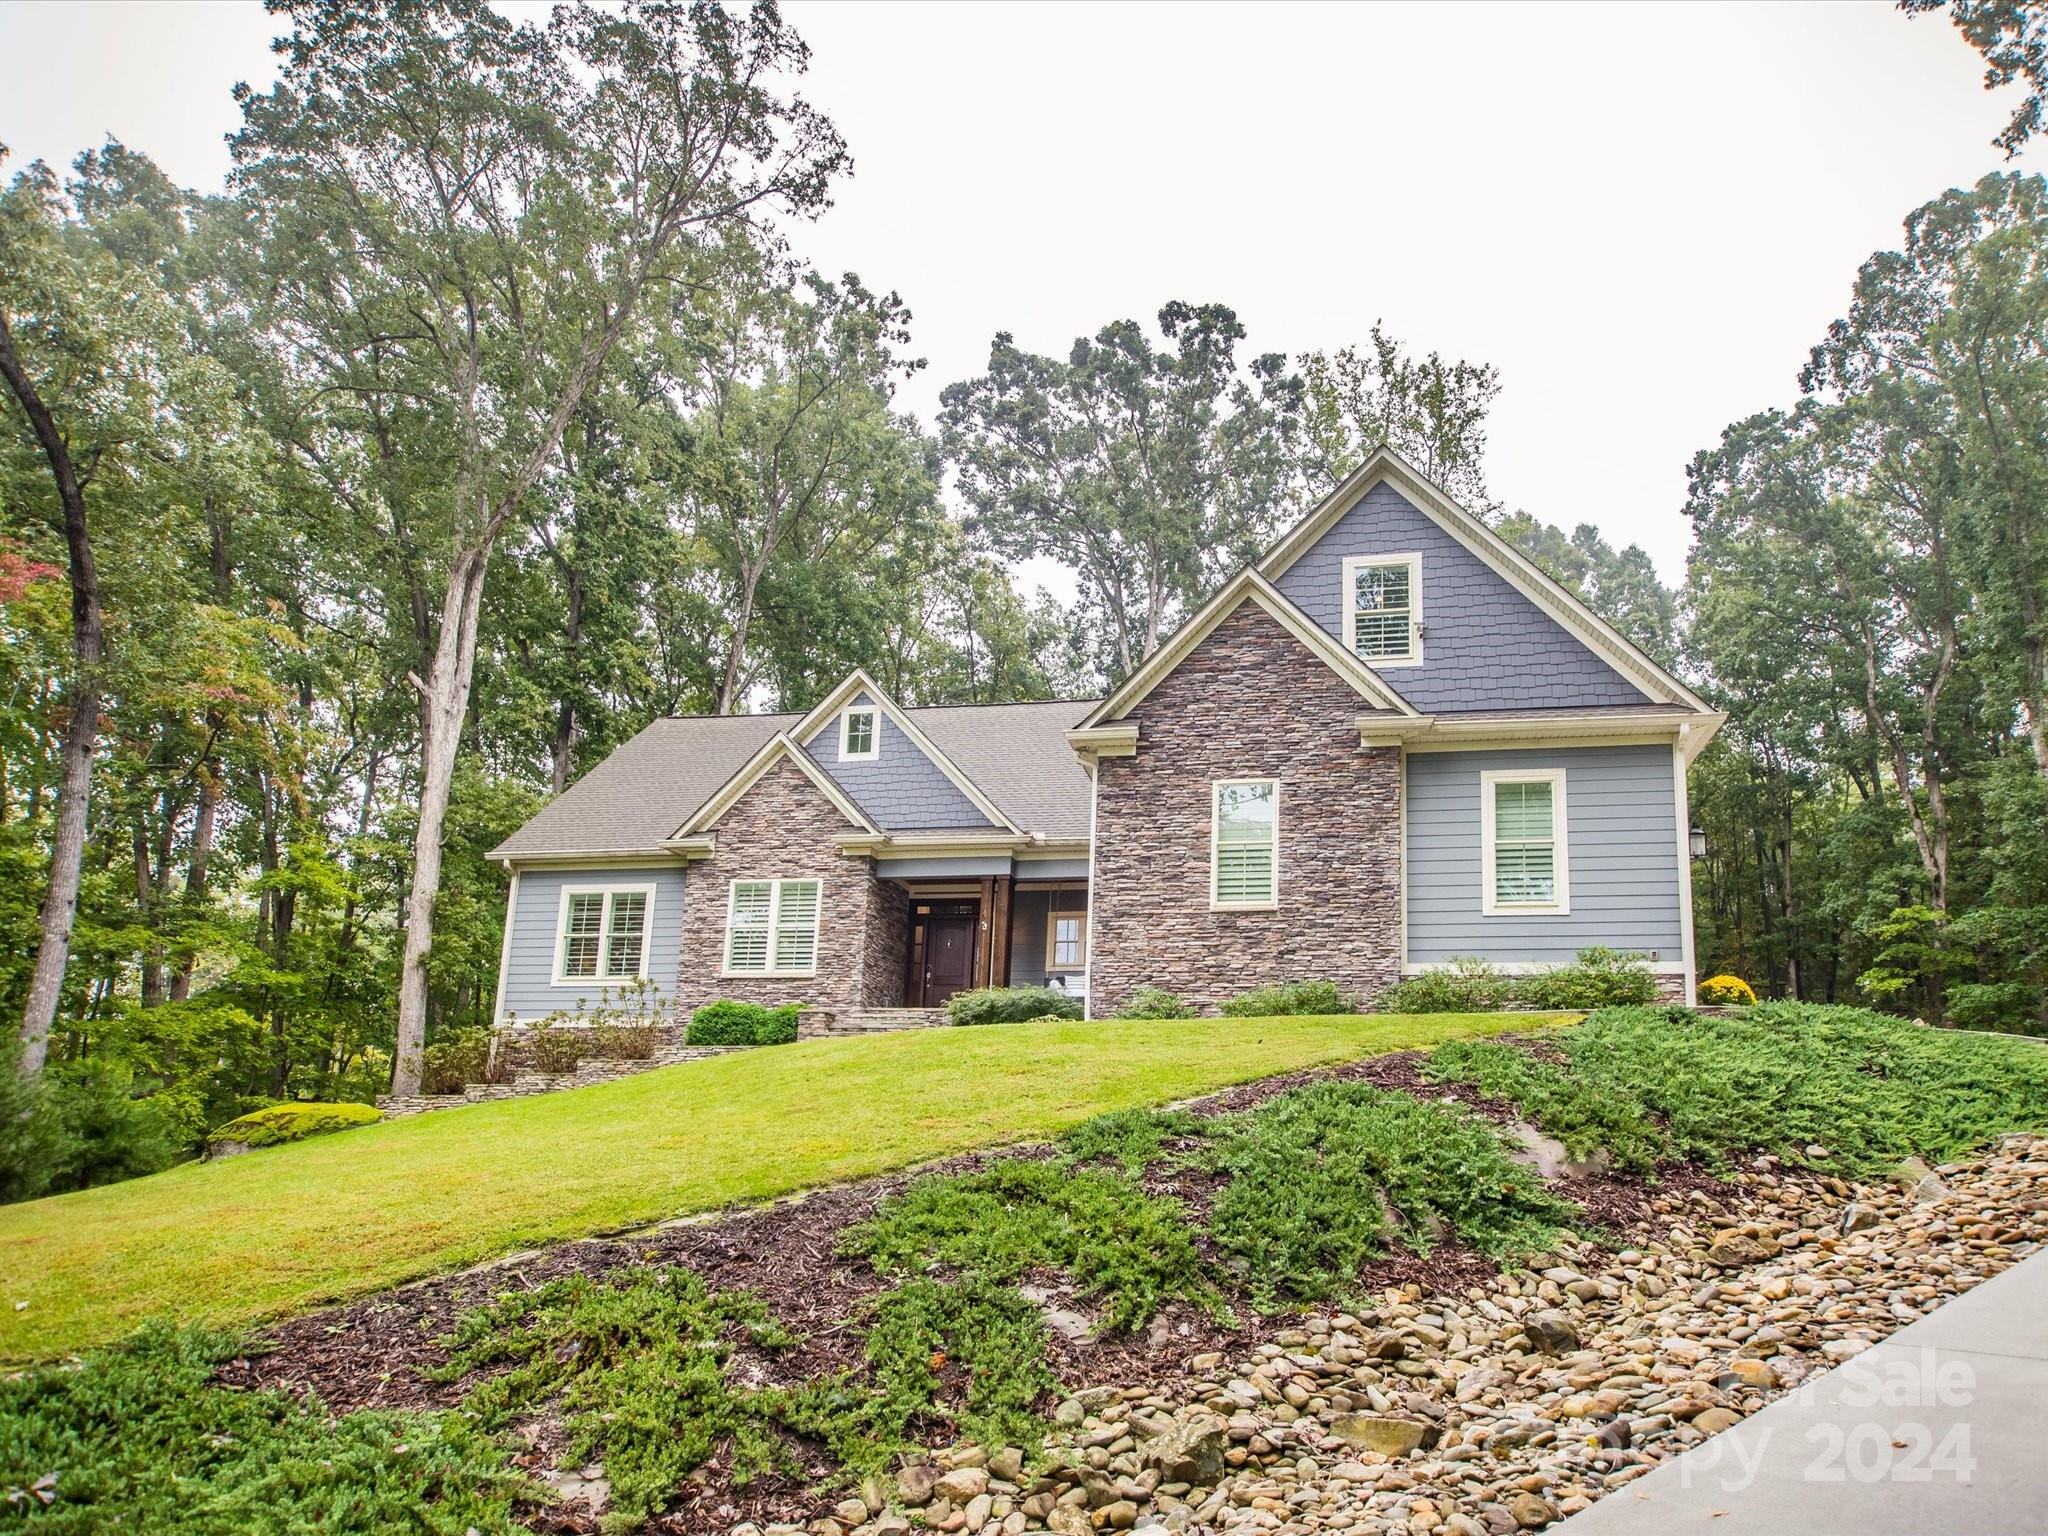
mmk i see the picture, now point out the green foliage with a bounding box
[435,1267,791,1529]
[946,986,1084,1027]
[1203,1083,1576,1306]
[1112,985,1198,1020]
[0,1325,532,1534]
[589,1023,657,1060]
[206,1101,383,1152]
[1436,1005,2048,1177]
[1377,958,1513,1014]
[1425,1039,1666,1172]
[1059,1106,1211,1172]
[684,1001,802,1047]
[768,1276,1056,1476]
[1516,948,1659,1010]
[420,1032,494,1096]
[843,1159,1214,1332]
[1220,979,1356,1018]
[0,1054,183,1205]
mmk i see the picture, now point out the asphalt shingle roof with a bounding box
[490,698,1101,860]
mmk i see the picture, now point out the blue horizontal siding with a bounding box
[1405,745,1682,965]
[497,866,687,1025]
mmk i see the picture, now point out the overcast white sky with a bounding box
[0,0,2035,584]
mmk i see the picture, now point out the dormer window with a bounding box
[1342,553,1423,666]
[839,704,879,761]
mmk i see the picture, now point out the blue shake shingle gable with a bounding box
[800,692,1000,833]
[1270,481,1655,713]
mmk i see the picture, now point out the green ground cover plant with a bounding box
[1059,1106,1210,1171]
[0,1326,532,1535]
[1375,959,1514,1014]
[1202,1083,1577,1306]
[1428,1004,2048,1175]
[205,1102,384,1153]
[843,1159,1215,1331]
[1112,986,1198,1020]
[433,1267,791,1530]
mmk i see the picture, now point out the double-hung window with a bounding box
[1048,909,1087,970]
[1211,779,1279,909]
[724,878,823,976]
[555,885,654,982]
[1341,553,1422,665]
[839,705,879,761]
[1482,769,1569,914]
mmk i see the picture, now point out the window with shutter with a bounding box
[1212,779,1279,909]
[555,885,657,982]
[1482,770,1569,914]
[724,878,822,976]
[1342,554,1422,665]
[560,892,605,979]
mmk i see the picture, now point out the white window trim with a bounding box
[1210,777,1281,912]
[838,704,880,762]
[721,876,824,978]
[550,882,658,985]
[1046,907,1088,970]
[1340,552,1424,667]
[1480,768,1570,916]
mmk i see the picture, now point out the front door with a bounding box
[923,913,977,1005]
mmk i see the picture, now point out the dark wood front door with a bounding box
[922,913,977,1004]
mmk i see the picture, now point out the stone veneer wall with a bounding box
[670,756,903,1026]
[1090,602,1404,1017]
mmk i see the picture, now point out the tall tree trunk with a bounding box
[550,568,584,794]
[170,753,219,1003]
[391,543,491,1096]
[134,813,167,1009]
[0,312,103,1077]
[717,563,765,715]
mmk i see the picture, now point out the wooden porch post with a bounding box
[990,874,1013,988]
[972,875,995,989]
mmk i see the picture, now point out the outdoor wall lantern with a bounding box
[1689,826,1708,860]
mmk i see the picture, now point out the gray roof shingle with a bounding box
[491,697,1101,860]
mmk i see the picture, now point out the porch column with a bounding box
[989,873,1013,987]
[972,875,995,988]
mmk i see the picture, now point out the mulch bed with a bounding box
[223,1034,1735,1534]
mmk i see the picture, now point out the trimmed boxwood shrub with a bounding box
[1518,947,1659,1010]
[947,987,1084,1027]
[686,1001,803,1046]
[1220,980,1356,1018]
[1114,986,1198,1020]
[206,1101,382,1154]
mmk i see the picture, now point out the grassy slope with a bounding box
[0,1012,1543,1361]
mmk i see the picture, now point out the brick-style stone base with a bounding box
[670,755,906,1023]
[1090,602,1404,1017]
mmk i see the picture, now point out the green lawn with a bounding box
[0,1012,1545,1362]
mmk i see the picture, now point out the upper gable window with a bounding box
[839,704,879,762]
[1342,554,1423,666]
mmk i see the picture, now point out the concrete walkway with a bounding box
[1556,1244,2048,1534]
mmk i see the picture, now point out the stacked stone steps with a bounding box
[819,1007,952,1036]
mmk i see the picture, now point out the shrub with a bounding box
[1697,973,1759,1007]
[421,1030,493,1094]
[524,1022,588,1074]
[686,1000,802,1046]
[1114,985,1198,1020]
[1204,1081,1576,1304]
[206,1101,383,1154]
[842,1158,1215,1332]
[589,1022,658,1059]
[0,1326,534,1534]
[1220,979,1356,1018]
[1377,958,1512,1014]
[946,986,1083,1027]
[1516,947,1659,1010]
[1,1060,185,1200]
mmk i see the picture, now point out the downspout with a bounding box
[1672,744,1697,1006]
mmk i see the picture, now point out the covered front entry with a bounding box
[899,875,1088,1008]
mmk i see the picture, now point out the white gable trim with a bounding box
[671,733,882,839]
[790,669,1023,834]
[1075,568,1418,731]
[1259,447,1713,715]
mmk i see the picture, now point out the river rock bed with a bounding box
[732,1134,2048,1536]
